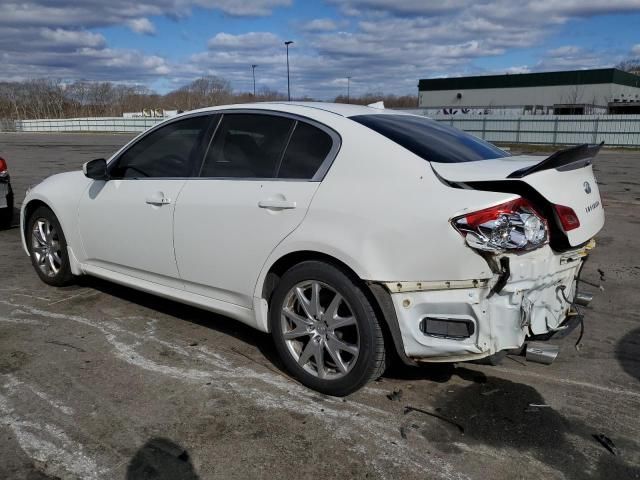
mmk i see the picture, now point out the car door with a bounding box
[77,114,214,287]
[174,112,339,308]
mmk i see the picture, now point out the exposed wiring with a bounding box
[557,285,584,350]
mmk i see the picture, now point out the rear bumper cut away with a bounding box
[386,242,594,362]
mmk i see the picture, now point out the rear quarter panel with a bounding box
[258,116,519,291]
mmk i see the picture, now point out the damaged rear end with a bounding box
[351,114,605,364]
[423,143,605,361]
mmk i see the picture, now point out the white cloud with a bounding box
[127,18,156,35]
[547,45,583,57]
[40,28,106,48]
[536,45,606,71]
[332,0,640,19]
[208,32,281,50]
[330,0,468,16]
[300,18,340,32]
[505,65,531,74]
[0,0,637,97]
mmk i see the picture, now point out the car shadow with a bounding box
[126,438,199,480]
[616,326,640,382]
[409,375,640,478]
[383,361,489,384]
[77,276,285,374]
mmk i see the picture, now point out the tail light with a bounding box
[452,197,548,253]
[554,204,580,231]
[0,157,7,177]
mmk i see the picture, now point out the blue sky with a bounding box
[0,1,639,99]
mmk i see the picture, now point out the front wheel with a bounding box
[270,261,386,396]
[27,206,75,286]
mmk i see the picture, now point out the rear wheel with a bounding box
[27,206,74,286]
[270,261,386,396]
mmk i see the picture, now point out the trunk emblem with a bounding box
[583,181,592,194]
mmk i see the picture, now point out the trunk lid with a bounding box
[431,146,605,247]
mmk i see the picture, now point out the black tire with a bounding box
[27,206,75,286]
[0,187,13,228]
[0,207,11,229]
[270,260,386,396]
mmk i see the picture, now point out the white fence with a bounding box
[401,111,640,147]
[15,117,164,133]
[9,113,640,147]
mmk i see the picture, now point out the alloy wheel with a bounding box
[31,218,63,277]
[281,281,360,380]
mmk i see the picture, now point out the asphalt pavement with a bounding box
[0,133,639,479]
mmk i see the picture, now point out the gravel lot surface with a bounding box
[1,133,639,479]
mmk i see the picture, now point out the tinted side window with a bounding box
[278,122,333,179]
[110,116,212,178]
[200,114,294,178]
[351,114,509,163]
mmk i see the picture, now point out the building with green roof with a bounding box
[418,68,640,115]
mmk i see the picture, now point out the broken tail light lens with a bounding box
[452,198,548,253]
[0,157,7,177]
[554,204,580,232]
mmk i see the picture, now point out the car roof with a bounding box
[186,101,396,119]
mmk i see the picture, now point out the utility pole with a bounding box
[347,76,352,103]
[251,64,258,97]
[285,40,294,101]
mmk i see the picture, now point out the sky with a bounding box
[0,0,639,99]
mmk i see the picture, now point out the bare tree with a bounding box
[0,75,420,122]
[334,92,418,108]
[616,59,640,74]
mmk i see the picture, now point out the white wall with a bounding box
[16,117,164,133]
[13,114,640,147]
[419,83,640,108]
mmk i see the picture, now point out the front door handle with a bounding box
[146,192,171,206]
[258,199,296,210]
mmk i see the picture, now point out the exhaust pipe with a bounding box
[526,342,560,365]
[575,292,593,307]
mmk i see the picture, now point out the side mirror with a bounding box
[83,158,108,181]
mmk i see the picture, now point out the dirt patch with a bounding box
[0,351,30,374]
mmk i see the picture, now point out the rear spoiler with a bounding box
[507,142,604,179]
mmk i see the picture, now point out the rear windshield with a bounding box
[351,114,509,163]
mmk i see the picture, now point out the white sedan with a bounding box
[21,102,604,395]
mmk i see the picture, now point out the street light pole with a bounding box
[284,40,294,101]
[251,64,258,97]
[347,76,351,103]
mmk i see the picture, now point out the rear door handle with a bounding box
[146,192,171,206]
[258,199,297,210]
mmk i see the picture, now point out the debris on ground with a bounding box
[480,388,501,396]
[404,406,464,434]
[524,403,552,412]
[387,389,403,401]
[506,355,527,366]
[593,434,619,455]
[188,342,198,347]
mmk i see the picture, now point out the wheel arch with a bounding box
[259,250,363,303]
[256,249,413,366]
